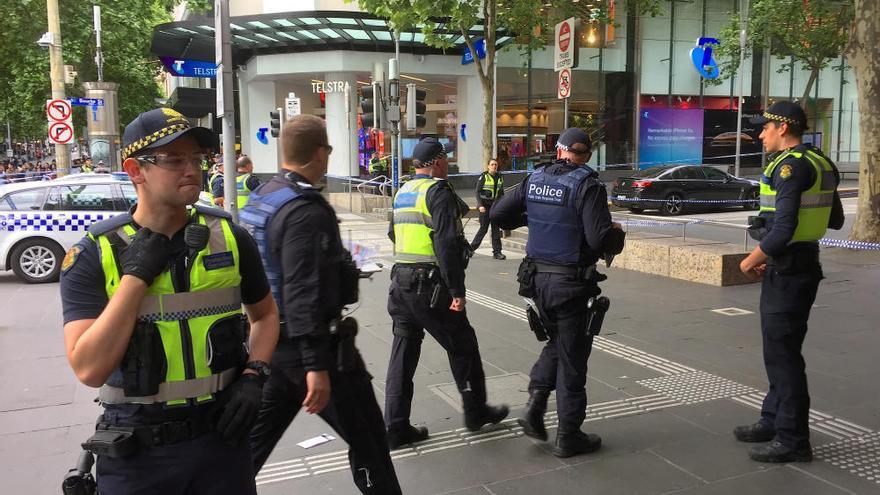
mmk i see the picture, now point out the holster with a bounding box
[330,317,361,372]
[525,304,548,342]
[585,296,611,336]
[82,427,138,459]
[338,250,361,306]
[517,259,537,298]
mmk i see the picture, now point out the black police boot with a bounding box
[733,420,776,442]
[517,390,549,441]
[464,404,510,432]
[748,441,813,463]
[386,424,429,450]
[552,430,602,458]
[493,253,506,260]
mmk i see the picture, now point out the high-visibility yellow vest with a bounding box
[392,178,442,263]
[369,158,387,174]
[760,146,836,243]
[481,172,504,200]
[207,172,222,204]
[236,173,253,208]
[89,208,244,405]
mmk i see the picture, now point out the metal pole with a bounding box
[393,32,402,198]
[215,0,238,222]
[734,0,748,178]
[526,45,532,170]
[46,0,69,176]
[836,57,845,162]
[847,101,854,162]
[761,42,770,168]
[93,6,104,83]
[563,98,569,129]
[345,83,353,212]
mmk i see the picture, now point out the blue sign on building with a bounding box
[462,38,487,65]
[159,57,218,78]
[68,97,104,107]
[690,37,720,79]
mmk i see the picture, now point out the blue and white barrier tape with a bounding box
[818,238,880,251]
[612,197,756,205]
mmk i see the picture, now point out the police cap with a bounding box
[749,100,809,130]
[411,137,455,164]
[556,128,592,154]
[122,108,218,159]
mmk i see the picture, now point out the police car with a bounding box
[0,173,213,284]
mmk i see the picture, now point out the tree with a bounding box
[350,0,590,166]
[846,0,880,242]
[0,0,188,143]
[712,0,853,105]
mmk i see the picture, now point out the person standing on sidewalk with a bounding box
[470,158,506,260]
[243,115,402,494]
[385,137,509,449]
[60,108,280,493]
[234,156,261,209]
[735,101,844,463]
[491,128,625,458]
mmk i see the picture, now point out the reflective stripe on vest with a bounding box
[93,211,243,405]
[482,173,503,200]
[392,178,440,264]
[98,367,238,405]
[759,148,835,243]
[236,173,252,208]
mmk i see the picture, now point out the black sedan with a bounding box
[610,165,760,215]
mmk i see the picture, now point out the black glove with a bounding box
[120,228,171,285]
[217,373,264,445]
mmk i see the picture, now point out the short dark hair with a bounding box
[282,115,327,165]
[773,121,804,138]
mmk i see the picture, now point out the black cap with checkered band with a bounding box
[122,108,218,159]
[749,100,809,130]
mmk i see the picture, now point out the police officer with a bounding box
[491,128,625,458]
[60,108,280,493]
[470,158,506,260]
[385,137,509,448]
[735,101,844,463]
[369,152,388,178]
[209,161,224,206]
[234,156,261,209]
[243,115,401,494]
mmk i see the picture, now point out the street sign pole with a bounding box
[215,0,238,222]
[46,0,69,176]
[93,6,104,83]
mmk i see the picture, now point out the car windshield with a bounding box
[630,167,671,178]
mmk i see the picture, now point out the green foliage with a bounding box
[0,0,183,141]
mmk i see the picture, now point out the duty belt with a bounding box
[533,262,597,278]
[96,416,215,447]
[98,368,238,405]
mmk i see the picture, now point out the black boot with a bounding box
[552,431,602,458]
[387,424,429,449]
[493,253,506,260]
[517,391,549,441]
[733,420,776,442]
[748,441,813,463]
[464,404,510,432]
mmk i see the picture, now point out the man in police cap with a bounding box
[243,115,401,494]
[60,107,280,493]
[385,137,509,448]
[491,128,625,458]
[734,101,844,463]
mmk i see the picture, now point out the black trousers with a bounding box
[528,273,599,433]
[385,271,488,429]
[759,261,822,449]
[97,431,256,495]
[249,359,401,494]
[470,203,502,254]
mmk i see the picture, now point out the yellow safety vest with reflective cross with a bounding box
[89,207,244,406]
[236,173,253,208]
[481,172,504,201]
[207,172,222,205]
[760,146,836,243]
[393,178,456,264]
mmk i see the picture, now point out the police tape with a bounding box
[818,238,880,251]
[611,197,757,205]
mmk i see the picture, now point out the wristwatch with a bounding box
[244,360,271,383]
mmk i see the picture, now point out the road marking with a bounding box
[711,307,754,316]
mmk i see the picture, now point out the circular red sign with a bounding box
[47,99,72,121]
[558,22,571,52]
[558,68,572,98]
[49,121,73,144]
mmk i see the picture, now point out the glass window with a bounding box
[0,188,46,211]
[121,185,138,209]
[53,184,117,211]
[701,167,730,180]
[675,167,704,180]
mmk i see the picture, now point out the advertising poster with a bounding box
[638,109,704,169]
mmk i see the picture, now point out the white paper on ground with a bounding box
[297,433,336,449]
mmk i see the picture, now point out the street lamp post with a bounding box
[734,0,749,178]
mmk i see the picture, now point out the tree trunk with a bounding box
[846,0,880,242]
[800,66,819,108]
[480,74,494,167]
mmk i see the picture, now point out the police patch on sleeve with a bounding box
[779,164,793,180]
[61,245,83,273]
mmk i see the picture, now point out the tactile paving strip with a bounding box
[637,371,759,404]
[815,432,880,485]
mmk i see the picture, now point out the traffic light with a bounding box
[361,82,387,130]
[406,83,427,131]
[269,108,282,138]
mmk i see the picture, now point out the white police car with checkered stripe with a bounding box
[0,173,213,284]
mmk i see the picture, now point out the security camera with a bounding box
[37,32,54,48]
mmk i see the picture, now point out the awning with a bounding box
[151,10,513,63]
[167,86,217,118]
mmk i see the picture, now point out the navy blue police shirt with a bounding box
[759,145,844,257]
[490,160,622,265]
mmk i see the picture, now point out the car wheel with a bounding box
[744,189,760,210]
[628,207,644,214]
[10,239,65,284]
[663,193,685,216]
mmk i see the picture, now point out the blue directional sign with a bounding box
[159,57,218,78]
[462,38,486,65]
[690,37,720,79]
[68,97,104,107]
